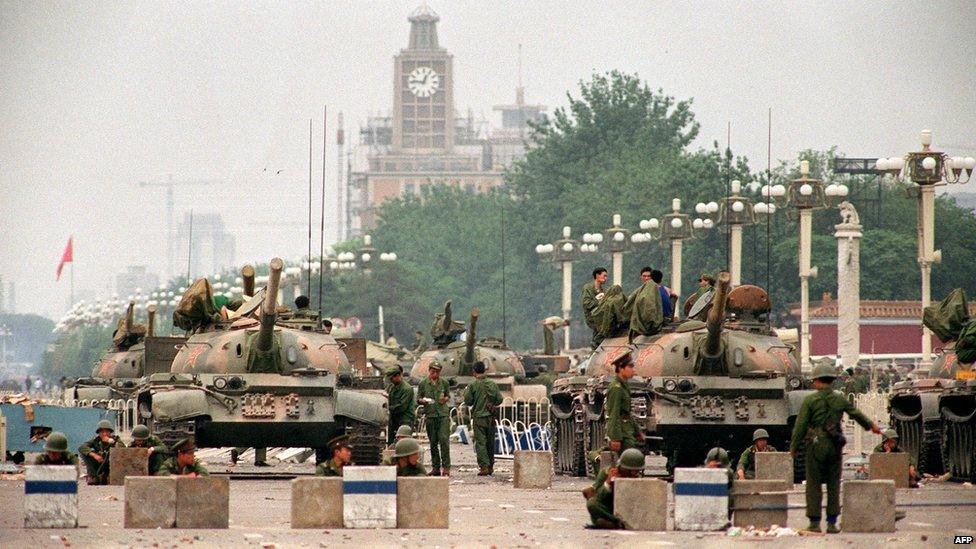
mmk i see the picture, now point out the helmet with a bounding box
[131,425,150,440]
[617,448,645,471]
[811,363,838,381]
[882,428,899,441]
[44,432,69,452]
[395,425,413,438]
[393,437,421,458]
[752,428,770,442]
[705,447,729,466]
[96,419,115,433]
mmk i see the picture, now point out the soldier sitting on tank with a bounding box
[321,318,333,334]
[605,351,642,455]
[736,428,778,480]
[382,425,416,465]
[293,295,314,319]
[316,435,353,476]
[651,269,676,323]
[583,448,644,529]
[873,429,918,487]
[393,437,427,477]
[79,420,124,485]
[128,424,169,475]
[35,431,79,466]
[413,330,428,353]
[157,438,208,477]
[582,267,609,349]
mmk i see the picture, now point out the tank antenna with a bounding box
[500,189,508,344]
[318,106,327,324]
[725,121,732,273]
[765,107,772,330]
[185,208,193,286]
[307,118,313,297]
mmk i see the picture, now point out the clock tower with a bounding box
[393,4,454,153]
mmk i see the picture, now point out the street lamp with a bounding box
[876,130,974,373]
[580,214,632,286]
[637,198,694,312]
[535,226,585,351]
[694,180,758,286]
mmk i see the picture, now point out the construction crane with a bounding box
[139,174,224,278]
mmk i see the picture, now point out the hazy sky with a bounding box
[2,0,974,319]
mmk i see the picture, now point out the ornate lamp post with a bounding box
[579,214,632,286]
[693,180,760,286]
[535,226,584,351]
[633,198,693,311]
[876,130,974,372]
[328,234,398,273]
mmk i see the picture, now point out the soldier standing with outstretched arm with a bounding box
[790,364,881,534]
[605,351,641,454]
[418,361,452,476]
[463,360,503,476]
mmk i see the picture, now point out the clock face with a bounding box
[407,66,440,97]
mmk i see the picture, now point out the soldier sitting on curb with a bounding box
[583,448,644,529]
[393,438,427,477]
[316,435,353,476]
[35,432,79,466]
[873,428,918,487]
[736,428,778,480]
[79,420,124,485]
[156,438,209,477]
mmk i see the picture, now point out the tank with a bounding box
[410,301,527,397]
[550,272,807,477]
[135,258,389,464]
[68,303,186,402]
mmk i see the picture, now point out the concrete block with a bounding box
[755,452,793,488]
[124,476,176,528]
[291,477,343,529]
[870,452,910,489]
[673,468,729,531]
[614,478,667,531]
[176,476,229,528]
[397,476,449,528]
[109,447,149,486]
[24,465,78,528]
[512,451,552,489]
[842,480,895,532]
[343,466,396,528]
[731,479,788,528]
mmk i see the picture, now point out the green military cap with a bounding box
[700,273,715,282]
[96,419,115,433]
[705,447,729,466]
[811,363,839,381]
[131,425,150,440]
[611,350,634,367]
[428,361,443,371]
[328,434,352,451]
[385,366,402,377]
[44,432,69,452]
[171,438,197,454]
[882,428,898,441]
[618,448,645,471]
[753,428,770,442]
[395,425,413,438]
[393,437,421,458]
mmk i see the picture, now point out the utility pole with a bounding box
[336,112,346,242]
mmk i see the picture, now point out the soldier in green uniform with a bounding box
[790,364,881,533]
[736,428,778,480]
[156,438,209,477]
[873,428,918,487]
[316,435,353,476]
[582,267,609,349]
[34,432,79,466]
[386,366,416,445]
[463,360,503,476]
[393,437,427,477]
[382,425,417,465]
[128,424,169,475]
[413,330,428,353]
[418,361,451,476]
[79,419,124,485]
[293,295,314,319]
[605,351,641,454]
[583,448,644,529]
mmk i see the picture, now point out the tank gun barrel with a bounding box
[704,271,731,357]
[147,305,157,337]
[124,301,135,333]
[440,300,453,332]
[257,258,283,352]
[464,307,479,370]
[242,264,256,297]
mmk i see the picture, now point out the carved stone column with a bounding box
[834,202,863,370]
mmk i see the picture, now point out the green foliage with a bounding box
[0,313,55,366]
[39,325,113,380]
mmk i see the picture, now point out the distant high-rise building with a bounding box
[175,212,236,280]
[490,87,546,169]
[115,266,161,301]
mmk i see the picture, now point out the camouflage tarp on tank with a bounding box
[430,300,466,346]
[955,320,976,365]
[173,278,222,332]
[628,282,664,337]
[112,317,147,348]
[590,285,631,339]
[923,288,970,343]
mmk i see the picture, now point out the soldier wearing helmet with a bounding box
[736,428,778,480]
[316,435,353,476]
[791,363,881,534]
[34,431,79,466]
[79,419,124,485]
[393,438,427,477]
[156,438,208,477]
[128,424,169,475]
[873,428,918,487]
[583,448,644,529]
[382,425,420,465]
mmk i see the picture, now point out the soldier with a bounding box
[393,437,427,477]
[128,424,168,475]
[418,361,451,476]
[463,360,503,476]
[230,447,269,467]
[582,267,609,348]
[651,270,675,322]
[704,446,731,470]
[316,435,353,476]
[605,351,641,454]
[157,438,209,477]
[694,273,715,299]
[413,330,428,353]
[386,333,399,347]
[583,448,644,529]
[382,425,417,465]
[79,419,124,485]
[790,363,881,534]
[293,295,312,318]
[873,429,918,487]
[34,432,79,466]
[321,319,333,335]
[736,428,778,480]
[386,366,416,444]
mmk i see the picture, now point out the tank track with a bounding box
[347,421,385,466]
[551,399,588,476]
[891,411,945,476]
[941,407,976,482]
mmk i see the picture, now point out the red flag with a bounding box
[56,237,73,281]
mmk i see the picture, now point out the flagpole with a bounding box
[70,262,74,306]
